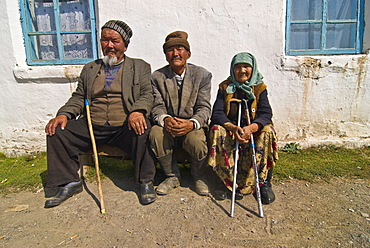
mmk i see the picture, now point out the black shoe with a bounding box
[140,181,157,205]
[44,187,62,198]
[211,175,228,200]
[235,193,244,200]
[254,182,275,205]
[214,189,227,200]
[44,182,83,208]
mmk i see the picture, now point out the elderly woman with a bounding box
[208,52,278,204]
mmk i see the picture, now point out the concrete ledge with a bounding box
[13,65,83,84]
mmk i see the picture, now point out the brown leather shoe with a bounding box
[156,177,180,195]
[195,179,209,196]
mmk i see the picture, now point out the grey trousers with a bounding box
[149,125,208,161]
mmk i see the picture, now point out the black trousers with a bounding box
[46,118,156,187]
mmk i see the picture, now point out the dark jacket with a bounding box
[211,79,272,128]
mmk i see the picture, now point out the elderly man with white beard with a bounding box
[44,20,157,207]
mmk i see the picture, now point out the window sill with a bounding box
[281,54,369,79]
[13,65,84,83]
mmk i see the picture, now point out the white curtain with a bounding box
[30,0,92,60]
[290,0,357,50]
[326,0,355,49]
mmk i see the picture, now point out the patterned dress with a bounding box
[208,124,278,195]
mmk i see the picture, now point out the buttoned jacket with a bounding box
[151,63,212,128]
[57,56,153,119]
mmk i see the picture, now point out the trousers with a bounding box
[46,117,156,187]
[149,125,208,161]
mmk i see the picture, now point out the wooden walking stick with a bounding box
[85,99,106,214]
[243,99,264,218]
[230,99,242,217]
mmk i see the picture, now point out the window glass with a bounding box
[290,24,321,50]
[59,0,91,31]
[327,0,357,20]
[326,23,356,49]
[291,0,322,21]
[30,34,60,60]
[62,33,94,59]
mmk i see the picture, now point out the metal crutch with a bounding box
[243,99,264,218]
[230,99,242,217]
[85,99,106,214]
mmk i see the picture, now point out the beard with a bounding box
[102,55,117,67]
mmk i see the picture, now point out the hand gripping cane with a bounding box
[243,99,264,218]
[230,99,242,217]
[85,99,106,214]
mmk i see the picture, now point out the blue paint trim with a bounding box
[357,0,365,52]
[54,0,63,61]
[285,0,291,55]
[322,0,327,51]
[89,0,98,60]
[289,49,358,56]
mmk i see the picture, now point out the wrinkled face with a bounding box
[233,63,253,83]
[165,45,191,70]
[100,28,127,62]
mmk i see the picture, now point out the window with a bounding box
[286,0,364,55]
[19,0,98,65]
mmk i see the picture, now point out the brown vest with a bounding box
[219,78,267,121]
[90,65,127,126]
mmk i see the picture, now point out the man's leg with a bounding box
[113,119,157,204]
[149,125,180,195]
[45,118,92,208]
[46,118,92,188]
[183,129,209,196]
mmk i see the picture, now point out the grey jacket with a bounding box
[151,63,212,128]
[57,56,153,119]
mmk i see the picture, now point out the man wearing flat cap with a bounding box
[150,31,212,196]
[44,20,157,207]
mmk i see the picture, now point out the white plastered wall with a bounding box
[0,0,369,156]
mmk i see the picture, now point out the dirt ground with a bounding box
[0,173,369,248]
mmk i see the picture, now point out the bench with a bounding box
[79,144,190,176]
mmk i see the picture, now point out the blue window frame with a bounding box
[19,0,98,65]
[286,0,364,55]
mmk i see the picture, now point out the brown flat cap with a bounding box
[162,31,190,53]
